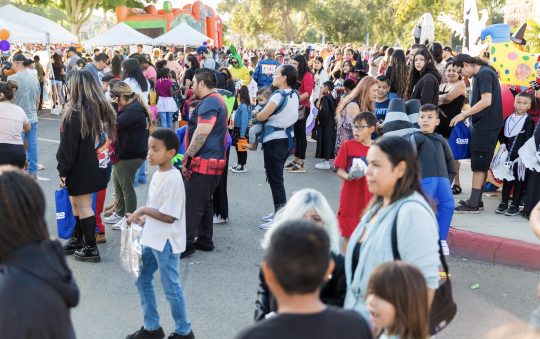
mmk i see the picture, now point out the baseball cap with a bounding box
[196,46,208,55]
[67,46,77,53]
[443,46,452,52]
[12,53,26,62]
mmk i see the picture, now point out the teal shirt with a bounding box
[8,70,40,124]
[344,192,440,323]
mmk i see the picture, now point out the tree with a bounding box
[310,0,368,44]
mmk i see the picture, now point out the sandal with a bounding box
[452,184,462,195]
[288,162,306,173]
[285,161,298,169]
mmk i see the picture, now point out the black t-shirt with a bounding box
[183,67,196,86]
[470,65,503,130]
[236,307,373,339]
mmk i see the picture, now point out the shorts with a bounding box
[470,127,499,172]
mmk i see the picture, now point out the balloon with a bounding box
[0,40,10,52]
[202,41,207,46]
[207,39,211,43]
[0,29,10,41]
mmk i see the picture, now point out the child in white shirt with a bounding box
[126,129,194,339]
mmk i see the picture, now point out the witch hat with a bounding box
[511,23,527,46]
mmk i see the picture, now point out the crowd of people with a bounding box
[0,37,540,339]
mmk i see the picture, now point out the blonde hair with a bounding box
[262,189,340,253]
[335,76,378,125]
[112,81,151,123]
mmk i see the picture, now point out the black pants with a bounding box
[263,138,290,211]
[184,173,221,248]
[502,167,527,206]
[235,146,247,166]
[38,81,44,109]
[213,148,230,219]
[0,143,26,168]
[293,112,307,159]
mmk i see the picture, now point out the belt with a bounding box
[190,156,226,175]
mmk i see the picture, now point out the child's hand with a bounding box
[127,208,144,226]
[252,109,259,117]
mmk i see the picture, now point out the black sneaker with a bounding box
[126,326,165,339]
[180,244,196,259]
[458,199,484,210]
[194,242,214,252]
[63,239,84,255]
[504,205,520,216]
[168,331,195,339]
[455,203,480,214]
[495,202,508,214]
[73,246,101,263]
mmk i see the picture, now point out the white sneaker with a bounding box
[104,212,122,224]
[261,211,275,222]
[213,215,228,224]
[229,164,238,171]
[259,219,274,230]
[307,138,317,143]
[315,161,331,170]
[231,165,247,173]
[441,240,450,256]
[112,216,127,230]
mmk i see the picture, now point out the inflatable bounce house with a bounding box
[115,0,223,47]
[480,23,540,118]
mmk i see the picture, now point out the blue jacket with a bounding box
[253,58,280,88]
[234,103,250,137]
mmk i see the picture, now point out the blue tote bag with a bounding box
[449,122,471,160]
[55,188,76,239]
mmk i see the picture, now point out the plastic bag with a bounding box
[349,157,367,180]
[491,144,514,181]
[120,224,144,278]
[55,188,76,239]
[448,122,471,160]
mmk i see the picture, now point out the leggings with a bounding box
[293,109,308,159]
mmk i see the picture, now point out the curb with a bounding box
[447,228,540,270]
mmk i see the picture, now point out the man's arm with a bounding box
[449,92,491,126]
[184,123,213,157]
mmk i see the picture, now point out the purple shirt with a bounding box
[155,78,173,97]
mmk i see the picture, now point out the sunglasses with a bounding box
[109,91,118,100]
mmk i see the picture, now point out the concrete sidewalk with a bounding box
[448,160,540,270]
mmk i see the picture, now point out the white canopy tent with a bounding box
[0,4,78,44]
[153,22,213,46]
[0,18,45,44]
[85,23,153,47]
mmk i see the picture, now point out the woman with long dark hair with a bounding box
[429,42,445,77]
[0,167,79,338]
[110,54,123,80]
[385,49,408,99]
[344,136,440,323]
[286,54,314,173]
[253,65,299,229]
[405,49,441,105]
[182,54,200,98]
[57,70,116,262]
[0,81,30,168]
[51,52,65,108]
[122,58,150,100]
[311,56,330,104]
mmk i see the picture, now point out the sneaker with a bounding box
[180,244,196,259]
[104,212,122,224]
[455,203,480,214]
[194,242,214,252]
[495,202,508,214]
[229,163,239,171]
[261,211,275,222]
[441,240,450,256]
[315,161,331,170]
[126,326,165,339]
[307,137,317,143]
[504,205,520,216]
[231,165,247,173]
[285,161,296,169]
[458,200,484,210]
[112,216,127,230]
[213,215,228,224]
[96,233,106,244]
[168,331,195,339]
[259,219,274,230]
[74,246,101,263]
[288,162,306,173]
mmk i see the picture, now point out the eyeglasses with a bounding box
[352,125,370,130]
[109,91,118,100]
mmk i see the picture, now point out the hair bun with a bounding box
[6,80,18,92]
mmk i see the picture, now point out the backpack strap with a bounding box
[390,200,450,274]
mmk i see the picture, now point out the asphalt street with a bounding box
[33,112,540,339]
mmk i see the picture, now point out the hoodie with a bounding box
[0,240,79,339]
[253,58,280,88]
[229,54,250,85]
[411,69,441,105]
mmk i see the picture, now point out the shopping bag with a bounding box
[55,188,75,239]
[448,122,471,160]
[120,223,144,278]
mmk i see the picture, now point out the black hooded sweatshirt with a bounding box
[411,68,441,105]
[0,240,79,339]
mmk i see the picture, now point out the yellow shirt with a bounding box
[229,65,250,85]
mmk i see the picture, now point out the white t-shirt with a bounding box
[263,89,299,143]
[140,168,186,254]
[0,101,29,145]
[124,77,150,104]
[311,69,330,104]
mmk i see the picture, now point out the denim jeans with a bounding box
[135,160,147,184]
[24,122,38,175]
[263,138,290,211]
[160,111,174,129]
[136,241,192,335]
